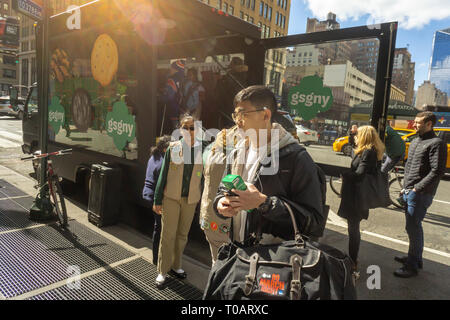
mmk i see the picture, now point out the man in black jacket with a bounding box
[394,111,447,278]
[214,86,326,245]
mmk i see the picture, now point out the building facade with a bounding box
[415,80,449,109]
[0,0,19,96]
[429,28,450,98]
[392,48,415,106]
[201,0,290,38]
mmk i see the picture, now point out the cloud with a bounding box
[303,0,450,30]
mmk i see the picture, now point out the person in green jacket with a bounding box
[381,122,406,173]
[153,114,206,288]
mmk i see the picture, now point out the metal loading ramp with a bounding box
[0,180,203,300]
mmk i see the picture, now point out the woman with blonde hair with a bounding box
[338,125,385,280]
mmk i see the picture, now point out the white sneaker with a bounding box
[155,274,166,287]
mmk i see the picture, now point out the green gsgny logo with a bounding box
[288,76,333,121]
[106,100,136,150]
[48,96,65,135]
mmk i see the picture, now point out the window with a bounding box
[217,0,222,9]
[3,55,16,65]
[266,26,270,38]
[268,7,272,20]
[264,3,268,18]
[3,69,16,79]
[31,57,37,84]
[223,2,228,12]
[244,14,249,21]
[246,0,251,8]
[229,5,234,15]
[276,12,279,25]
[240,11,244,19]
[4,3,8,11]
[22,59,28,86]
[260,1,264,15]
[249,17,254,23]
[21,41,29,52]
[251,0,255,10]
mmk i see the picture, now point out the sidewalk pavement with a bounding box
[1,163,449,299]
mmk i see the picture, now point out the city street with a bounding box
[0,116,449,300]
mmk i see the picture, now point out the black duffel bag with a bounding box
[203,201,357,300]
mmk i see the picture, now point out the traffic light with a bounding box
[15,54,19,64]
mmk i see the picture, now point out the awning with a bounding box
[352,100,419,117]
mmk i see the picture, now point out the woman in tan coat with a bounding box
[153,114,205,287]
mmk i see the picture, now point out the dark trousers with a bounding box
[150,205,162,265]
[347,217,362,266]
[402,190,433,270]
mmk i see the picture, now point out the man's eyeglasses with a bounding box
[231,107,267,122]
[181,126,195,131]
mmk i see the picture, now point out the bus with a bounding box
[21,0,398,235]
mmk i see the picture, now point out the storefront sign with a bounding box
[12,0,43,20]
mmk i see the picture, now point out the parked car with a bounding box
[402,128,450,173]
[8,98,26,119]
[273,110,300,142]
[0,96,11,116]
[296,124,319,146]
[332,127,415,157]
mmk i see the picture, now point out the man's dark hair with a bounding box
[416,111,437,126]
[151,135,171,157]
[233,85,277,122]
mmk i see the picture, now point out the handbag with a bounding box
[356,169,391,210]
[203,201,357,300]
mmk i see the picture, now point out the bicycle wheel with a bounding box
[389,175,405,209]
[50,176,68,227]
[329,175,342,197]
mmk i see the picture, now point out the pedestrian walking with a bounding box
[337,125,385,280]
[214,85,326,245]
[153,114,207,287]
[381,122,406,173]
[200,127,239,266]
[142,135,171,265]
[394,112,447,278]
[348,124,358,148]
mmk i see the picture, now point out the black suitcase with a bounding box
[88,164,122,227]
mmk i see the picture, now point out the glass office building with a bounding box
[429,28,450,98]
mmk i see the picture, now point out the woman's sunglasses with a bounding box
[181,126,195,131]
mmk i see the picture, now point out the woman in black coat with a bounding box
[338,125,385,279]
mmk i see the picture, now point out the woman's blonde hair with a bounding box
[354,125,385,160]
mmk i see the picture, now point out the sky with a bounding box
[288,0,450,91]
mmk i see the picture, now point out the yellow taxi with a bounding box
[402,128,450,172]
[333,127,415,156]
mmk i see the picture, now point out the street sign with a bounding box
[12,0,43,21]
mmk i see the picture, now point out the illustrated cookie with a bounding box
[91,34,119,87]
[51,48,72,83]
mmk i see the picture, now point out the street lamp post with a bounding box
[29,1,53,221]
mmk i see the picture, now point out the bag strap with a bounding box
[290,254,303,300]
[282,200,304,246]
[244,253,259,296]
